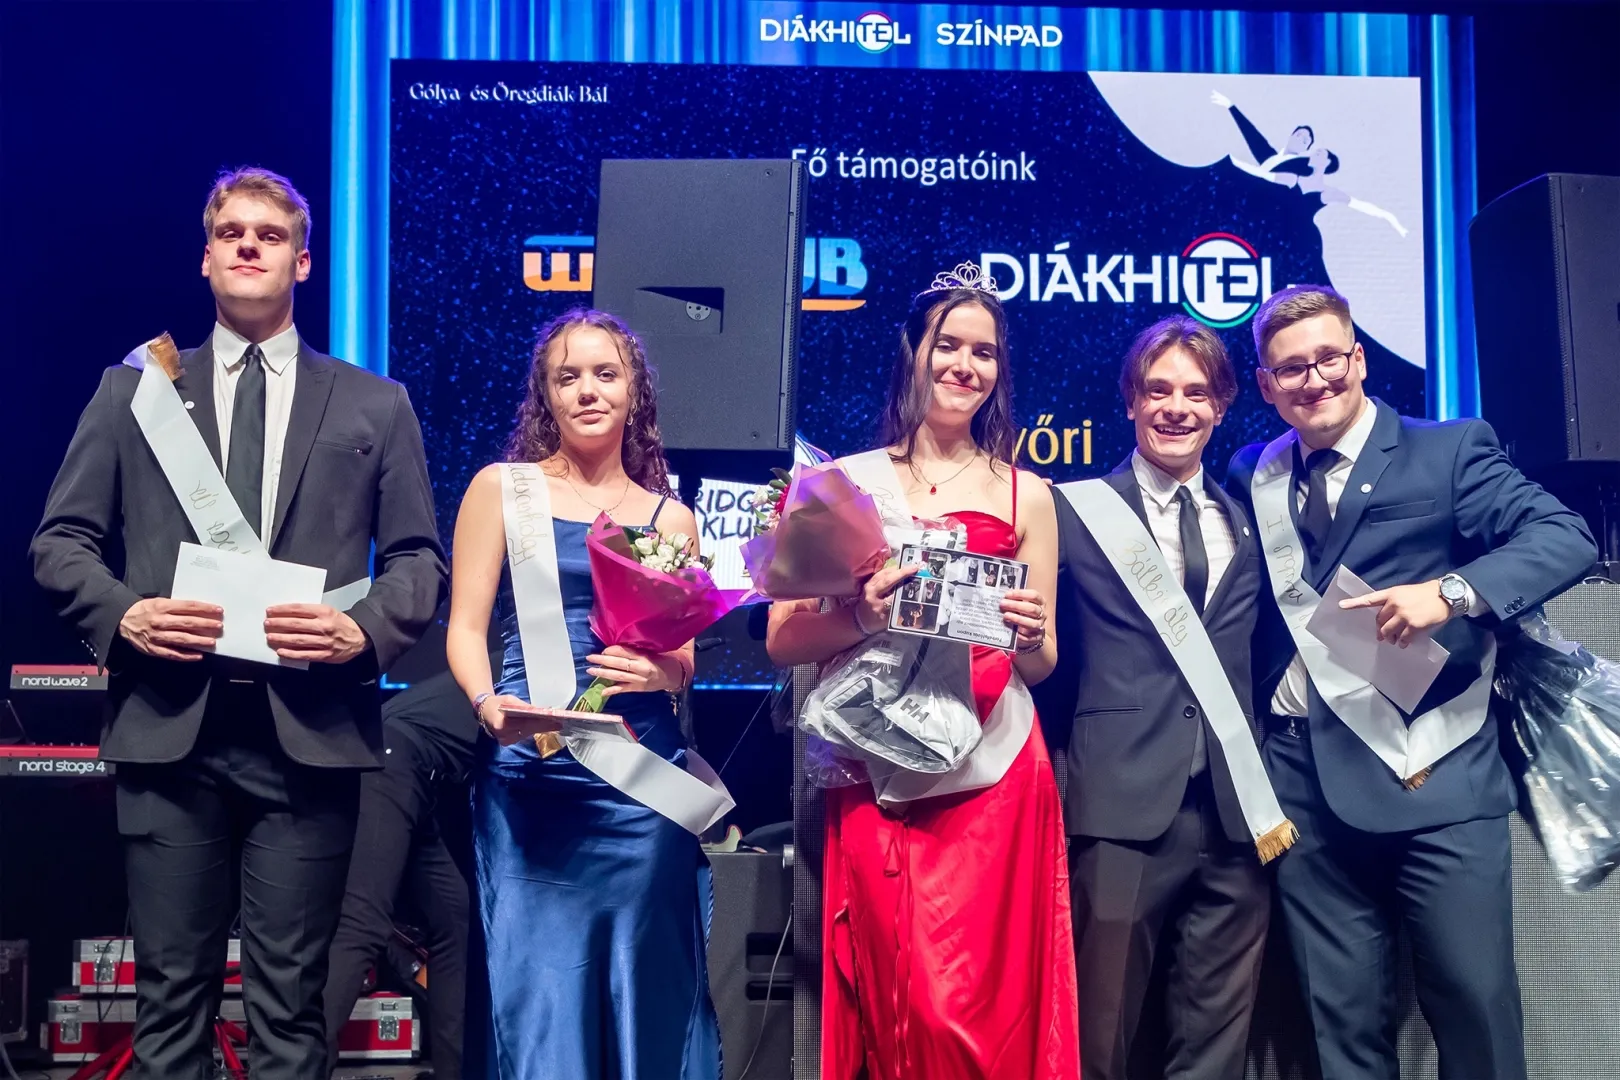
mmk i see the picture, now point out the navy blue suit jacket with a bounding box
[1227,400,1596,833]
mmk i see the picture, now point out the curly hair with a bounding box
[876,286,1017,471]
[504,308,674,497]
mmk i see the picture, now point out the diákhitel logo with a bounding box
[979,232,1274,328]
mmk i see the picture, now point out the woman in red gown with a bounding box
[767,267,1081,1080]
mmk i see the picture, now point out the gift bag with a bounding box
[1495,613,1620,892]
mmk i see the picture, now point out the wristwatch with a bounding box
[1438,573,1470,618]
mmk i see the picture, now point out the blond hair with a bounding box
[1119,314,1238,412]
[202,166,312,251]
[1252,284,1352,360]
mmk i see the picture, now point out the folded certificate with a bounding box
[1307,565,1450,713]
[887,544,1030,650]
[169,543,327,668]
[499,703,638,743]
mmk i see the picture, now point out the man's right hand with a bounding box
[118,598,224,661]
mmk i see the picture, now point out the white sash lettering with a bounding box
[1249,432,1493,784]
[1057,479,1295,861]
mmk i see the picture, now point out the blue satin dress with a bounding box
[468,516,720,1079]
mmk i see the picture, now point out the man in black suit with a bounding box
[32,167,446,1079]
[1041,316,1282,1080]
[1227,285,1596,1080]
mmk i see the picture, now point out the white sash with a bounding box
[1056,480,1295,861]
[835,449,1035,805]
[124,343,370,610]
[498,463,734,835]
[1249,432,1494,784]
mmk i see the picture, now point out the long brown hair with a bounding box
[504,308,674,496]
[876,287,1017,470]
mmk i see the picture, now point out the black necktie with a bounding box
[1175,485,1208,618]
[1298,447,1342,564]
[227,344,267,538]
[1174,484,1210,775]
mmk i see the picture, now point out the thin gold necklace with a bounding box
[562,467,631,517]
[911,451,979,496]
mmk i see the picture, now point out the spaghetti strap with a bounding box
[650,494,670,528]
[1010,462,1018,531]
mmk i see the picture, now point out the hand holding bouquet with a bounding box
[739,464,890,600]
[572,515,746,715]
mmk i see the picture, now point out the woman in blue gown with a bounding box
[446,308,720,1079]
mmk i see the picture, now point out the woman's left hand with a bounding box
[586,645,682,696]
[1000,588,1047,654]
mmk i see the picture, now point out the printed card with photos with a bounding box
[888,544,1030,650]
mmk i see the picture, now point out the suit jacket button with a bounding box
[1183,705,1198,718]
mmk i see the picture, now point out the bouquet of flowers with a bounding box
[750,467,793,538]
[572,515,747,715]
[1495,613,1620,892]
[739,463,890,599]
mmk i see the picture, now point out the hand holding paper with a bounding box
[499,703,638,745]
[169,543,326,668]
[1309,566,1449,713]
[264,603,369,664]
[1337,577,1456,647]
[118,598,224,662]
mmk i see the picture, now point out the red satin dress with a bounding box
[821,510,1082,1080]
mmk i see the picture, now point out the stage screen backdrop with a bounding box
[389,16,1430,684]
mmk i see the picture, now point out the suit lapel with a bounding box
[1090,459,1163,638]
[1311,400,1400,590]
[270,342,336,548]
[173,342,222,469]
[1203,472,1251,618]
[1105,457,1151,534]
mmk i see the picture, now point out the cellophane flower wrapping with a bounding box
[1495,613,1620,892]
[584,512,750,664]
[739,463,890,600]
[799,517,981,784]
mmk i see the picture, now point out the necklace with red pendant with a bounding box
[912,452,978,496]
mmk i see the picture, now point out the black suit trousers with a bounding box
[1069,772,1270,1080]
[324,722,468,1080]
[114,681,360,1080]
[1265,724,1527,1080]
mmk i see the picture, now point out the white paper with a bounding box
[170,543,327,668]
[1306,566,1450,713]
[321,576,372,612]
[499,705,638,744]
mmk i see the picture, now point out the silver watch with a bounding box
[1438,573,1470,618]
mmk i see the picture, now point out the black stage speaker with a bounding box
[707,852,792,1080]
[1471,173,1620,475]
[593,159,805,483]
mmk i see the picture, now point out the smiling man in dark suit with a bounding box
[1227,284,1595,1080]
[1042,316,1288,1080]
[32,167,446,1080]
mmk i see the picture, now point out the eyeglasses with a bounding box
[1261,347,1356,391]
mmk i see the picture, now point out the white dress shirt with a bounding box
[212,322,299,545]
[1270,400,1480,717]
[1132,451,1236,609]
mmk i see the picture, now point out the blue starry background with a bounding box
[392,59,1420,519]
[391,59,1424,682]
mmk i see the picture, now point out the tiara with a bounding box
[926,261,999,295]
